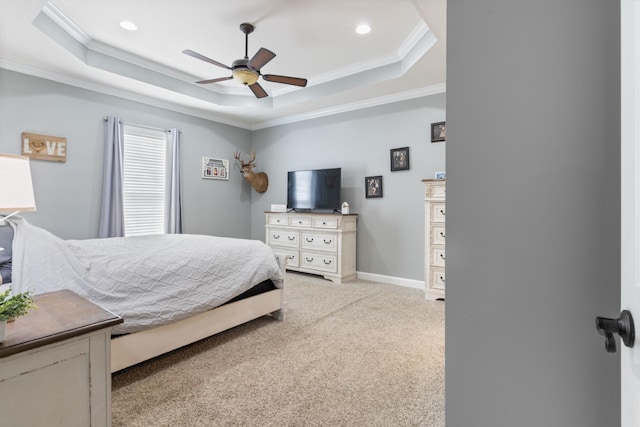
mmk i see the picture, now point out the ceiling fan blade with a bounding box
[247,47,276,71]
[262,74,308,87]
[196,76,233,84]
[249,82,269,98]
[183,49,231,70]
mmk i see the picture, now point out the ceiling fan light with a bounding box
[232,69,259,85]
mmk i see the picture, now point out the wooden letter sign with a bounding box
[21,132,67,162]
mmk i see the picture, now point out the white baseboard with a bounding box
[356,271,424,290]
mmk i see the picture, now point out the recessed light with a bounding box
[355,24,371,35]
[120,21,138,31]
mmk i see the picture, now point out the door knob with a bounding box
[595,310,635,353]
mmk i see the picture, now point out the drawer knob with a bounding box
[440,253,445,260]
[322,221,327,225]
[306,237,314,242]
[288,236,295,241]
[439,209,445,216]
[306,256,314,262]
[440,276,445,283]
[440,231,446,238]
[273,234,280,239]
[323,239,332,244]
[323,259,332,265]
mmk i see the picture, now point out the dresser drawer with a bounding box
[431,247,446,267]
[312,217,338,229]
[430,267,446,290]
[267,215,288,226]
[301,232,338,252]
[289,216,312,227]
[268,229,299,248]
[272,248,299,268]
[301,252,338,273]
[426,183,446,200]
[431,224,446,245]
[430,202,446,223]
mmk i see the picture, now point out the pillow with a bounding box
[0,224,14,284]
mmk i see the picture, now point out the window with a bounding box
[122,125,168,237]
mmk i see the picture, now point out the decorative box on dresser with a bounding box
[265,212,357,284]
[0,290,123,427]
[423,179,446,300]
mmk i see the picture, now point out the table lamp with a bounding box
[0,153,37,225]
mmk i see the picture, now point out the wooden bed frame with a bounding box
[110,261,287,373]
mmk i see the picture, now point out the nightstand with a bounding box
[0,289,123,426]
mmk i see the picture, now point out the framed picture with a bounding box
[365,175,383,198]
[202,157,229,180]
[390,147,410,171]
[435,171,446,180]
[431,121,446,142]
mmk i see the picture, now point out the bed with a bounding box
[1,217,285,372]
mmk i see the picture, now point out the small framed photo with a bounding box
[435,171,446,180]
[390,147,410,171]
[365,176,383,198]
[431,121,446,142]
[202,157,229,180]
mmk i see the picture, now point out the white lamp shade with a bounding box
[0,153,36,213]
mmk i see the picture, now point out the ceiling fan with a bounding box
[183,23,308,99]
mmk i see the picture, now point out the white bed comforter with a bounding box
[8,217,283,334]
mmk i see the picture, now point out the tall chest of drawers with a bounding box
[423,179,445,300]
[265,212,357,284]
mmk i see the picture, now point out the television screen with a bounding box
[287,168,342,211]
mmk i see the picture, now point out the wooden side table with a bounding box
[0,289,123,427]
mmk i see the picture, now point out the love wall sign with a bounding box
[21,132,67,162]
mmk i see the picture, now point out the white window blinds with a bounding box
[122,125,167,237]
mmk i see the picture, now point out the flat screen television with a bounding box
[287,168,342,211]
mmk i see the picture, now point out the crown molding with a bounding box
[37,1,438,109]
[41,1,91,45]
[251,83,446,130]
[0,59,252,129]
[1,58,444,131]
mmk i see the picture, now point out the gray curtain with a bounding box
[98,116,125,238]
[167,128,183,234]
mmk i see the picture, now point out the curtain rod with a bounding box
[103,116,174,133]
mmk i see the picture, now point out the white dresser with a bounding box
[265,212,357,284]
[423,179,446,300]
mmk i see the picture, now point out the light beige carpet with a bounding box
[111,273,445,427]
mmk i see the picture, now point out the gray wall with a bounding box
[0,69,254,240]
[251,94,446,281]
[446,1,620,426]
[0,69,446,283]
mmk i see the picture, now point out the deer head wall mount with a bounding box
[234,149,269,193]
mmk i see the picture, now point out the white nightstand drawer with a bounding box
[268,229,299,248]
[430,203,446,223]
[430,267,446,290]
[301,252,338,273]
[289,216,312,227]
[312,217,338,229]
[301,232,338,252]
[431,224,446,245]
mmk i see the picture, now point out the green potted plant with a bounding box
[0,288,37,342]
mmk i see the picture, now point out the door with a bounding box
[621,1,640,425]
